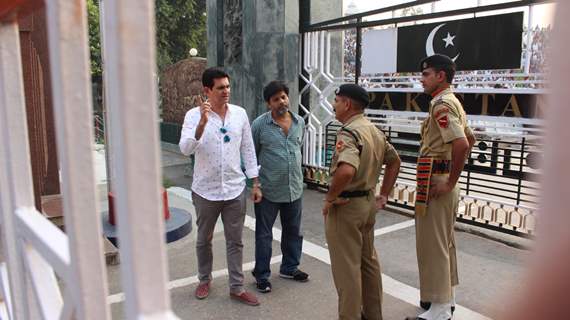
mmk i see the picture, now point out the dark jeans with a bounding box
[253,197,303,281]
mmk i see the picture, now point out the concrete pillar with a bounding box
[206,0,300,119]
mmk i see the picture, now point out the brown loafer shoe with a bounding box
[195,281,210,299]
[230,291,260,306]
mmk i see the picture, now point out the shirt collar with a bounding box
[431,87,452,101]
[265,110,298,125]
[344,113,364,126]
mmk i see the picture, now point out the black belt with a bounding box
[339,190,370,198]
[418,156,451,174]
[432,160,451,174]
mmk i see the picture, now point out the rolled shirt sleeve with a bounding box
[179,110,201,156]
[383,141,399,165]
[464,125,475,141]
[335,132,360,171]
[433,103,466,144]
[240,110,259,179]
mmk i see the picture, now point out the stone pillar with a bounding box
[206,0,300,119]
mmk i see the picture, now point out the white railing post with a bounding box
[102,0,178,318]
[44,0,111,319]
[524,5,534,74]
[0,18,36,320]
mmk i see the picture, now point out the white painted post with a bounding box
[22,245,62,318]
[0,18,35,320]
[44,0,111,319]
[98,0,115,195]
[524,5,534,74]
[101,0,178,318]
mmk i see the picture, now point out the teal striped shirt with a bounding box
[251,111,305,203]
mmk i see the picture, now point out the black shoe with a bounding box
[279,269,309,282]
[256,279,272,293]
[419,301,455,314]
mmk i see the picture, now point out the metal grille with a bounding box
[304,110,540,237]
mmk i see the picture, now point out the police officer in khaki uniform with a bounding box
[406,54,476,320]
[322,84,401,320]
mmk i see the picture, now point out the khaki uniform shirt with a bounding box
[329,114,399,192]
[419,88,473,159]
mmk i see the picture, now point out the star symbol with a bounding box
[442,32,456,48]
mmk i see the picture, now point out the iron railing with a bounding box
[303,110,541,237]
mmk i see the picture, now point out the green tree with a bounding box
[86,0,206,76]
[87,0,102,78]
[156,0,207,70]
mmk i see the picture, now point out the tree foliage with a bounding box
[87,0,102,78]
[156,0,207,70]
[86,0,206,77]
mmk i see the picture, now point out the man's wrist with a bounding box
[324,197,336,203]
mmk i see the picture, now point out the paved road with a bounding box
[103,147,531,319]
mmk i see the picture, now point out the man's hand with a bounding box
[197,95,210,125]
[251,187,263,203]
[321,198,350,216]
[194,96,210,140]
[429,178,453,200]
[375,194,388,210]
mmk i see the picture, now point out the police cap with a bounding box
[420,54,455,71]
[335,84,369,106]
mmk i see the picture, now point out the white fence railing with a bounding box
[299,30,543,236]
[0,0,178,319]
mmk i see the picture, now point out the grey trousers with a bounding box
[192,190,246,294]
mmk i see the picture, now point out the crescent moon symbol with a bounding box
[426,23,445,56]
[425,23,460,62]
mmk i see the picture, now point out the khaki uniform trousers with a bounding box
[415,185,459,303]
[326,194,383,320]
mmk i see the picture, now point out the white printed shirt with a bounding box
[179,104,258,201]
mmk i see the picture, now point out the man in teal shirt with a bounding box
[251,81,308,293]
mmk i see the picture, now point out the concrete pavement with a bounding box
[104,187,529,319]
[100,145,531,319]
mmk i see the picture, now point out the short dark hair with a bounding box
[434,64,456,84]
[202,67,230,89]
[349,98,366,110]
[420,54,456,83]
[263,81,289,102]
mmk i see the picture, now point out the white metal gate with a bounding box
[298,21,546,236]
[0,0,178,319]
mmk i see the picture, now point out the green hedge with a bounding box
[160,122,182,144]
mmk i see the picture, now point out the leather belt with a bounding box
[418,156,451,174]
[339,190,370,198]
[431,159,451,174]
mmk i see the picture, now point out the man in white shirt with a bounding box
[179,67,262,306]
